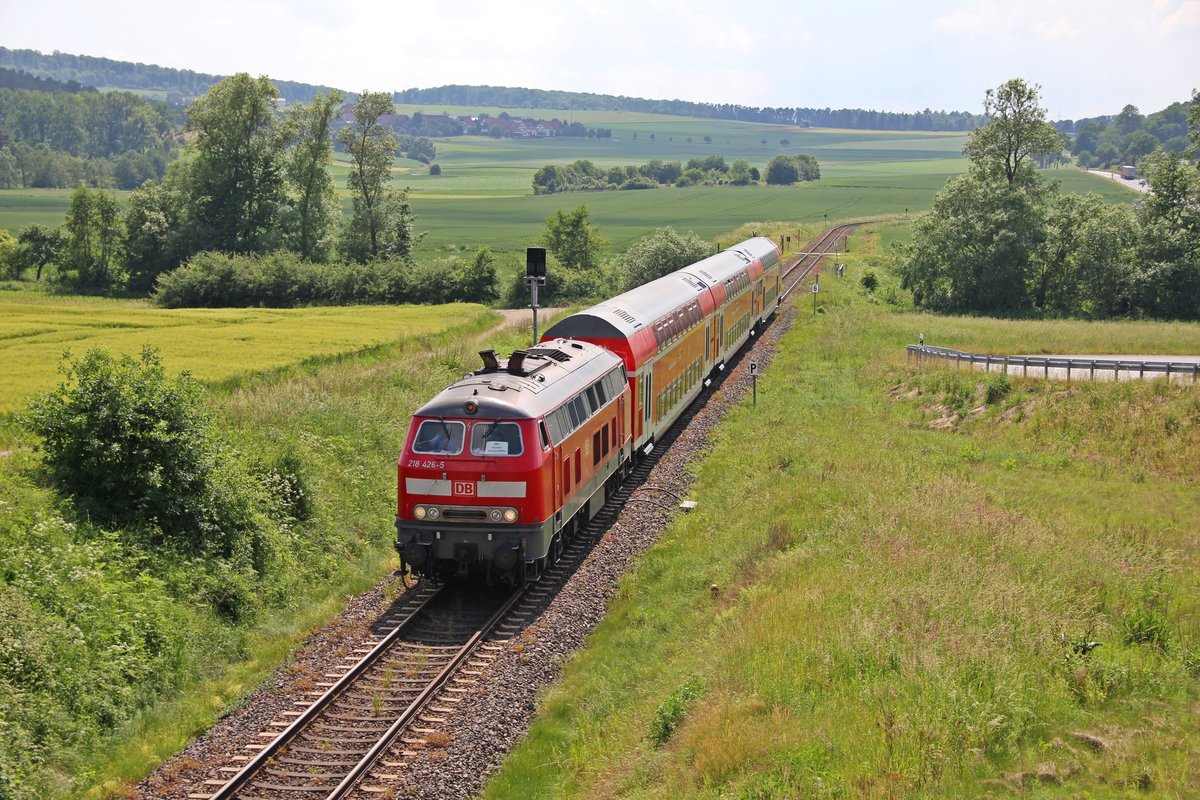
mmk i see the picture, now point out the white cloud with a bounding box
[1159,0,1200,29]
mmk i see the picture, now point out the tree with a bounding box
[898,170,1049,311]
[0,229,18,279]
[765,155,799,184]
[618,227,712,290]
[1033,193,1135,315]
[962,78,1062,184]
[283,90,342,262]
[339,91,422,262]
[453,248,499,303]
[63,185,124,290]
[124,179,186,293]
[541,205,606,270]
[183,73,287,254]
[1133,150,1200,318]
[1189,88,1200,157]
[15,223,64,281]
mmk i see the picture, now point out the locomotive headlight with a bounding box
[489,509,503,522]
[413,505,427,520]
[464,400,478,415]
[502,508,518,523]
[427,507,441,521]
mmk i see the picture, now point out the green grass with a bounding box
[0,290,493,412]
[480,226,1200,799]
[1,305,540,798]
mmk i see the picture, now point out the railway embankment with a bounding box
[479,225,1200,799]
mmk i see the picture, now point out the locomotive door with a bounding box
[553,447,562,509]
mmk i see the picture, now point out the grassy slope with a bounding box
[481,227,1200,799]
[0,303,511,797]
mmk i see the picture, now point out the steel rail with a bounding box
[206,584,444,800]
[780,224,858,301]
[326,586,527,800]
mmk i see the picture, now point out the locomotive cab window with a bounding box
[470,421,524,456]
[413,420,465,455]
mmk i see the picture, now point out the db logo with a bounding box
[453,481,475,496]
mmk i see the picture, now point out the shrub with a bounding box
[24,347,267,564]
[984,372,1013,404]
[648,674,704,747]
[860,271,878,292]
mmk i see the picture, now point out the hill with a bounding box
[0,47,341,106]
[0,46,983,130]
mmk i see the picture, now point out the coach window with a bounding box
[585,385,599,413]
[413,420,465,455]
[471,421,524,456]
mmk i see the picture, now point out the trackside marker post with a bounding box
[750,361,758,405]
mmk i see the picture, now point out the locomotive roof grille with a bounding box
[527,347,572,363]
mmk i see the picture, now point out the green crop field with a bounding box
[0,291,495,412]
[0,111,1138,268]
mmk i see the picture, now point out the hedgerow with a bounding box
[152,249,498,308]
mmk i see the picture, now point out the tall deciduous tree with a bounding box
[184,73,286,254]
[541,205,606,270]
[124,179,186,292]
[963,78,1062,184]
[16,223,64,281]
[63,186,124,290]
[898,170,1048,311]
[284,90,342,262]
[339,91,417,262]
[619,227,712,290]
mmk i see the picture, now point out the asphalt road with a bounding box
[1086,169,1152,194]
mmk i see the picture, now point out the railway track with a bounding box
[194,233,837,800]
[780,223,860,301]
[200,382,723,800]
[202,584,521,800]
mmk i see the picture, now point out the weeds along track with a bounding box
[780,223,860,301]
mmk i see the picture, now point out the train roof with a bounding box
[413,339,622,420]
[543,236,780,342]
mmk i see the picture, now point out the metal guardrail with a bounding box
[906,345,1200,384]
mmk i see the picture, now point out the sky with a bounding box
[3,0,1198,120]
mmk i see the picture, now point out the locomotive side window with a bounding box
[413,420,465,455]
[545,410,563,444]
[566,400,581,429]
[571,397,588,426]
[538,420,550,450]
[470,421,524,456]
[585,386,599,413]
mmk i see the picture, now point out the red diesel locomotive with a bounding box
[395,236,782,583]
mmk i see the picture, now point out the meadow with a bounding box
[480,225,1200,799]
[0,291,494,412]
[0,109,1137,264]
